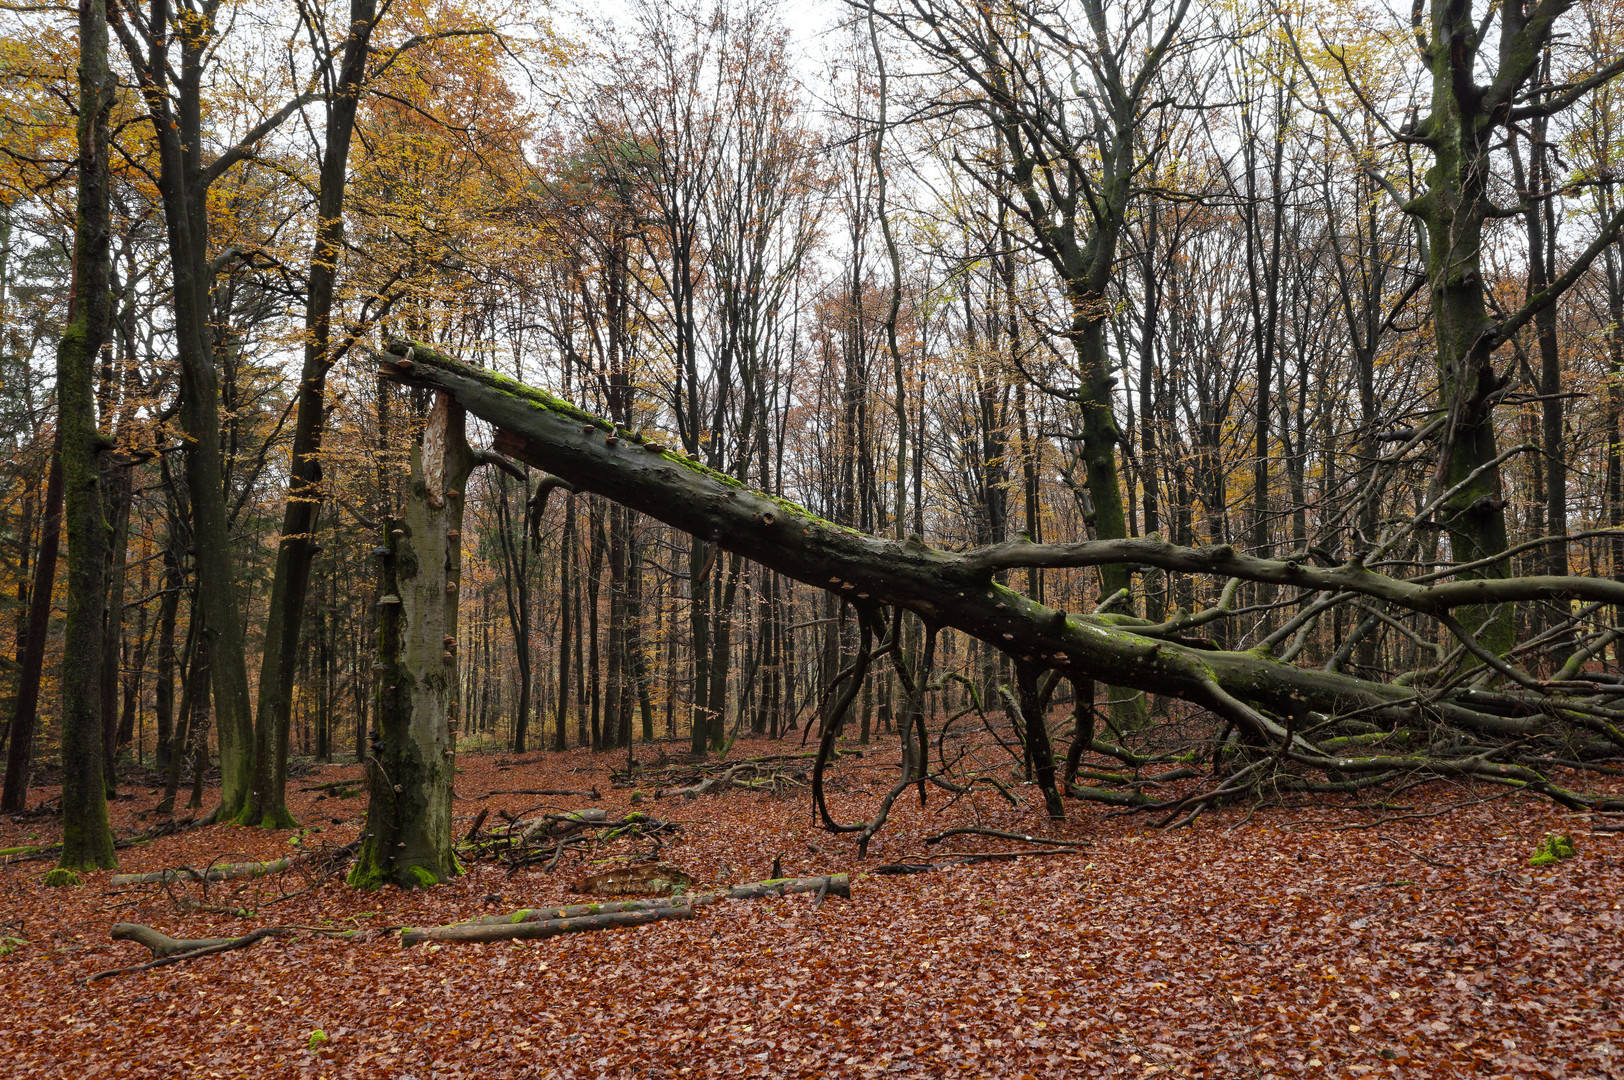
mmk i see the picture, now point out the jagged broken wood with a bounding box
[378,341,1624,820]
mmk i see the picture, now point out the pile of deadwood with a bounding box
[611,752,833,798]
[458,807,682,870]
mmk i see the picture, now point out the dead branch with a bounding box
[401,874,851,948]
[86,925,297,982]
[923,827,1090,849]
[401,904,694,947]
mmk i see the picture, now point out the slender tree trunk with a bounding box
[245,0,379,828]
[555,495,574,751]
[99,457,131,790]
[0,450,61,813]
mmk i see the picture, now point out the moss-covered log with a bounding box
[108,859,294,887]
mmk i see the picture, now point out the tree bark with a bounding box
[245,0,380,828]
[0,450,61,813]
[56,0,118,872]
[349,389,475,889]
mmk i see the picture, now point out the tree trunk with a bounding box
[244,0,379,829]
[350,390,474,889]
[55,0,118,872]
[0,450,61,813]
[99,455,131,790]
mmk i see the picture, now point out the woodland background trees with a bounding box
[3,0,1624,873]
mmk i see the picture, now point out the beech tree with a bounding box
[376,342,1624,844]
[241,0,383,830]
[54,0,117,876]
[1295,0,1624,654]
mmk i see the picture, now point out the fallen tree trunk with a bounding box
[378,342,1624,820]
[109,858,292,887]
[402,904,694,947]
[402,874,851,947]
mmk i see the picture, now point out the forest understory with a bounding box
[1,731,1619,1080]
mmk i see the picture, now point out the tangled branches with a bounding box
[460,807,682,871]
[386,343,1624,841]
[613,754,815,799]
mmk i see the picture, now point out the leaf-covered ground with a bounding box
[1,739,1620,1079]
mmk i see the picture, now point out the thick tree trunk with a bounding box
[349,390,474,889]
[55,0,118,873]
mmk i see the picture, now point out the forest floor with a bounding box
[0,734,1620,1079]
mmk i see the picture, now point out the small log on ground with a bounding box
[403,875,851,947]
[706,874,850,903]
[518,807,609,842]
[299,780,364,795]
[110,923,247,957]
[109,858,293,886]
[872,850,1080,874]
[923,827,1090,849]
[401,903,693,947]
[461,898,684,927]
[484,788,601,799]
